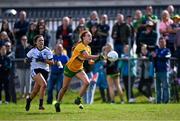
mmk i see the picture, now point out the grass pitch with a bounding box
[0,91,180,121]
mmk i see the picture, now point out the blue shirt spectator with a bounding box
[51,54,69,73]
[154,47,171,72]
[47,44,69,104]
[152,37,171,103]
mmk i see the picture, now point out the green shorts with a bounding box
[107,73,120,79]
[64,66,82,78]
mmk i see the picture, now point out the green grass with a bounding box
[0,90,180,121]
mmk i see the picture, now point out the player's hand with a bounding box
[98,53,106,60]
[36,56,45,62]
[24,58,32,63]
[88,59,95,65]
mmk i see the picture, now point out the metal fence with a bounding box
[12,57,180,103]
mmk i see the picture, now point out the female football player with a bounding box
[55,30,101,112]
[25,35,54,111]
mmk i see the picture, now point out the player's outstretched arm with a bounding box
[82,51,99,60]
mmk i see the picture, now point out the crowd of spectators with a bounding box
[0,5,180,104]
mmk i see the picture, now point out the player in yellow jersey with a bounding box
[55,30,101,112]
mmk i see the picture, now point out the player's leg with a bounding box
[76,71,90,97]
[75,71,90,108]
[57,75,72,102]
[114,76,124,103]
[55,75,72,112]
[33,72,47,110]
[25,82,40,111]
[107,76,114,103]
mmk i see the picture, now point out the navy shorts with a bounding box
[31,68,49,81]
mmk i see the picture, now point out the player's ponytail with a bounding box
[71,40,82,51]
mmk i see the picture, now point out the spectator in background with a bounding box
[36,19,46,28]
[119,45,136,103]
[138,21,157,53]
[15,35,32,98]
[137,44,155,103]
[98,14,110,46]
[89,23,101,55]
[78,17,86,25]
[0,19,15,46]
[47,44,69,104]
[152,37,171,104]
[141,6,158,27]
[83,59,97,104]
[0,31,11,47]
[27,22,37,46]
[126,15,135,48]
[13,11,29,46]
[159,10,173,38]
[56,17,73,57]
[111,13,131,57]
[133,10,143,33]
[96,46,110,103]
[68,16,73,27]
[167,5,175,19]
[96,60,110,103]
[174,29,180,85]
[86,11,99,30]
[167,15,180,55]
[133,10,145,55]
[0,45,12,104]
[56,40,68,55]
[36,25,51,47]
[5,42,17,103]
[73,20,87,43]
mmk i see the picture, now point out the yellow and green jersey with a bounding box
[66,42,91,72]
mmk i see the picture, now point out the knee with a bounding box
[41,83,47,89]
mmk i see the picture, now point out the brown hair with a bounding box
[33,35,43,46]
[80,30,89,41]
[71,30,90,51]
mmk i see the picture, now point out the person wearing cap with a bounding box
[138,21,157,54]
[167,14,180,55]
